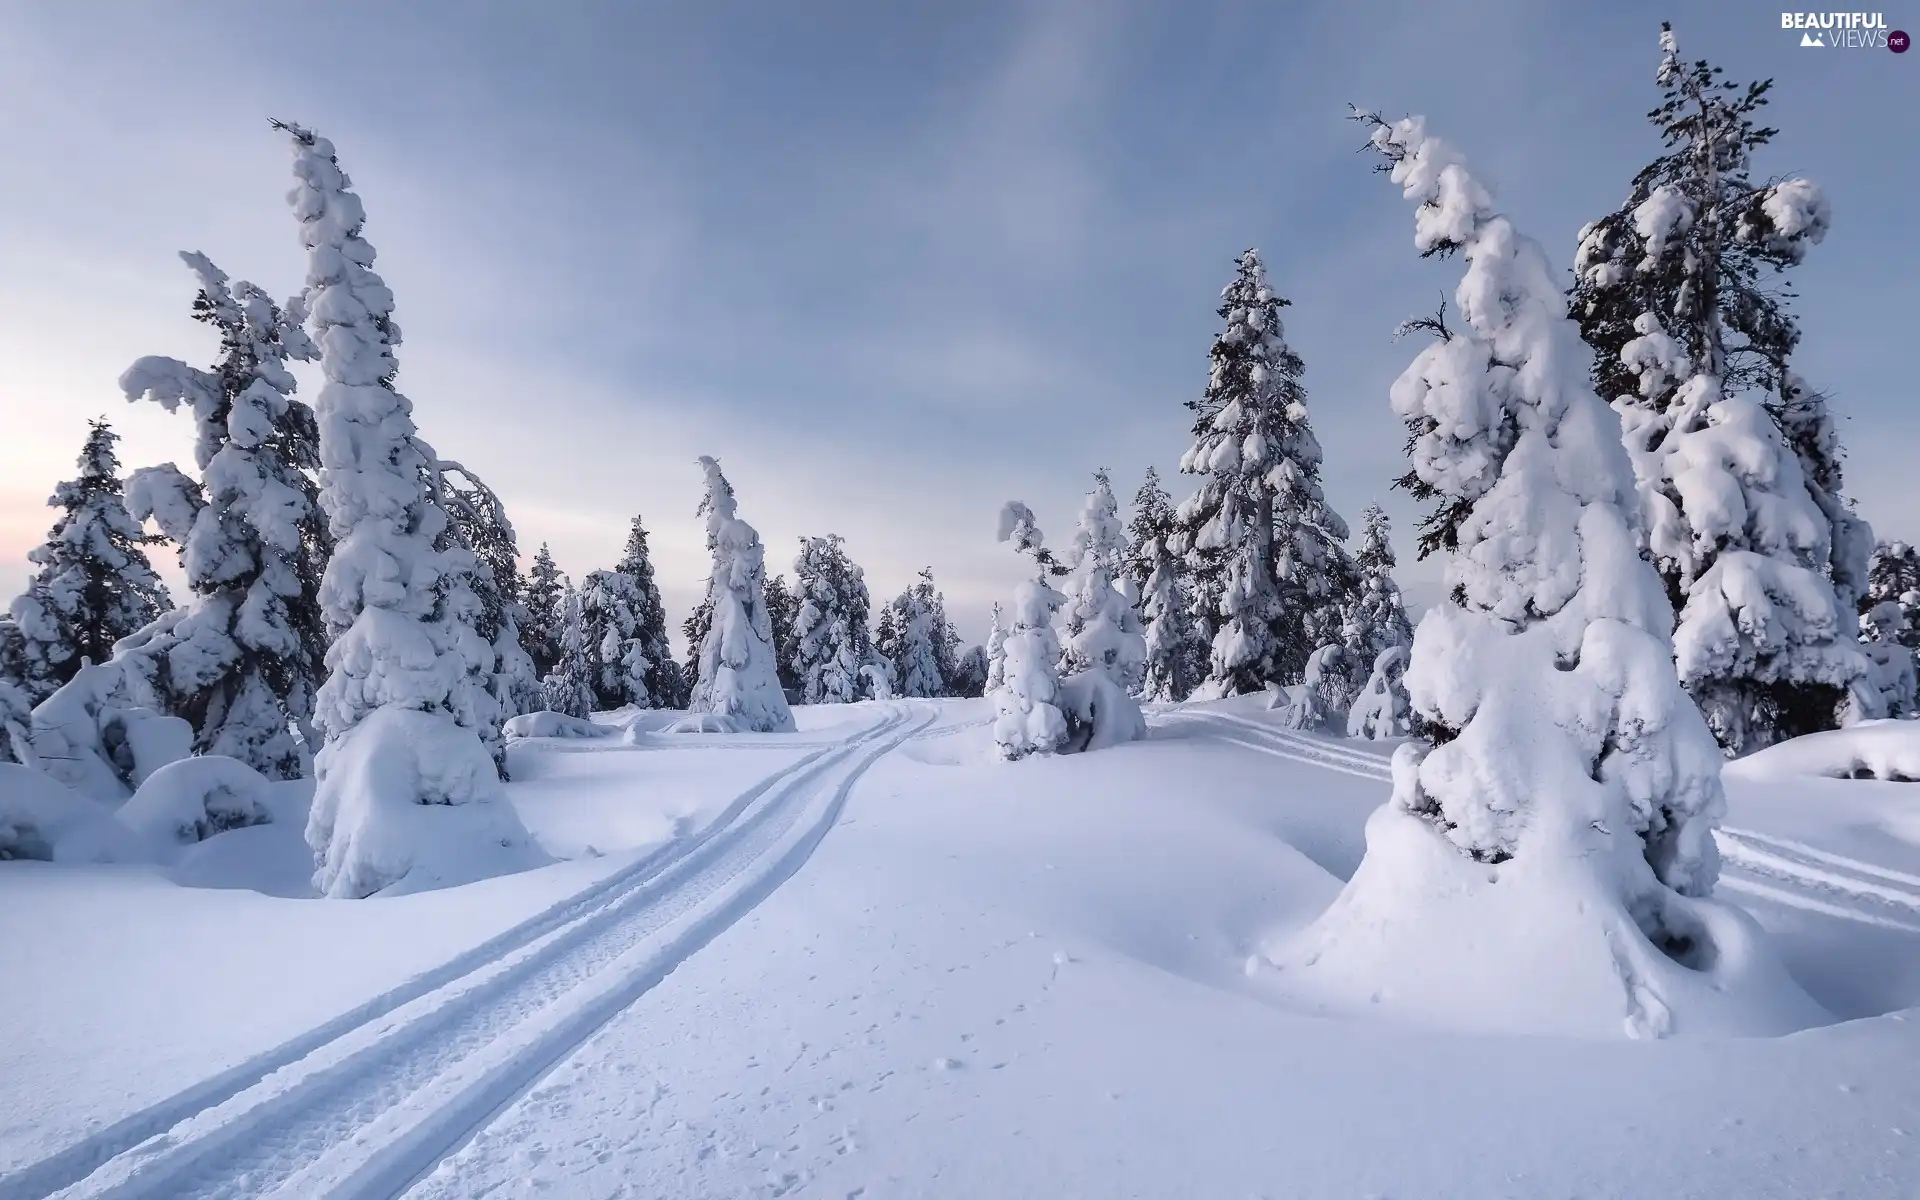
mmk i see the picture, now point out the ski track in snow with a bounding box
[27,705,933,1200]
[1175,709,1920,938]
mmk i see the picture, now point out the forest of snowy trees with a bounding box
[2,24,1913,896]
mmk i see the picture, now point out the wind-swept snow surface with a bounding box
[4,700,1918,1199]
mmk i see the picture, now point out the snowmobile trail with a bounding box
[31,706,930,1200]
[1176,711,1395,782]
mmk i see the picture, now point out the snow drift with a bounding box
[1727,719,1920,783]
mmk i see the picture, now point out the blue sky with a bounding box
[2,0,1913,647]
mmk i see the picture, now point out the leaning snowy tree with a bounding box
[1570,24,1869,752]
[7,419,173,705]
[279,121,536,898]
[613,515,687,707]
[116,252,330,778]
[1060,470,1146,691]
[1265,111,1822,1039]
[686,456,794,732]
[790,533,874,705]
[1173,249,1349,697]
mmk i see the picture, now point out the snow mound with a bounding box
[503,711,613,740]
[118,756,274,846]
[660,713,746,735]
[1263,800,1829,1039]
[28,662,193,802]
[1728,720,1920,783]
[1346,646,1411,741]
[1058,669,1147,753]
[306,706,549,899]
[0,764,145,863]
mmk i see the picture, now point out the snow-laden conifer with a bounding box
[1060,471,1146,690]
[686,457,794,732]
[790,534,874,705]
[764,573,801,696]
[581,569,652,710]
[117,253,329,778]
[991,503,1069,759]
[1130,469,1200,702]
[886,569,947,699]
[614,516,686,707]
[542,584,596,720]
[984,602,1008,694]
[1173,251,1348,697]
[7,421,173,705]
[522,544,565,680]
[280,122,534,897]
[1342,504,1413,671]
[1266,112,1820,1040]
[1571,25,1867,752]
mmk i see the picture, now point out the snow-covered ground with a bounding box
[4,700,1918,1198]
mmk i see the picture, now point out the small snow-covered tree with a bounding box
[686,457,794,732]
[522,544,565,679]
[1346,645,1412,741]
[949,644,990,699]
[928,583,962,696]
[1864,541,1920,652]
[1267,113,1819,1039]
[281,122,534,897]
[1173,250,1348,697]
[764,573,801,695]
[1859,601,1918,721]
[117,253,328,778]
[884,569,947,699]
[984,602,1008,694]
[1570,25,1866,753]
[581,569,650,710]
[1342,504,1414,671]
[790,533,874,705]
[1060,470,1147,691]
[433,459,538,776]
[0,620,33,766]
[1130,470,1201,703]
[542,584,596,719]
[990,502,1070,760]
[8,419,173,705]
[614,515,687,707]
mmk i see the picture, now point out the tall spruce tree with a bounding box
[614,515,686,707]
[1569,24,1867,752]
[764,574,801,695]
[281,122,531,896]
[791,534,874,705]
[522,543,566,680]
[687,457,793,732]
[7,420,173,704]
[1172,249,1348,697]
[116,252,328,777]
[885,569,946,699]
[433,459,538,776]
[542,583,596,719]
[581,569,651,710]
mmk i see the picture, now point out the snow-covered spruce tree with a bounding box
[928,581,962,697]
[1172,250,1349,697]
[1864,541,1920,652]
[764,573,801,696]
[990,503,1069,760]
[1346,645,1412,741]
[1130,469,1201,702]
[686,457,794,732]
[949,644,990,699]
[580,569,649,710]
[8,419,173,704]
[984,602,1008,693]
[116,253,329,778]
[1859,599,1918,721]
[1342,503,1414,671]
[1060,470,1146,690]
[1266,112,1822,1039]
[280,122,536,897]
[1570,25,1867,752]
[541,583,596,719]
[790,534,874,705]
[614,515,686,707]
[680,596,712,694]
[428,458,537,777]
[887,569,947,699]
[0,620,33,765]
[522,543,565,679]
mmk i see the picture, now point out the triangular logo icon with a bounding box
[1800,31,1825,46]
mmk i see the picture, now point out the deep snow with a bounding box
[4,699,1918,1199]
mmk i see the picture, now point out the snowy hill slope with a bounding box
[4,700,1918,1199]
